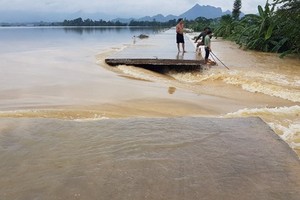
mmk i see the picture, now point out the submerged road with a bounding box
[0,117,299,199]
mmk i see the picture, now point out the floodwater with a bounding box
[0,27,299,199]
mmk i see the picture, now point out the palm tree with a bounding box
[273,0,300,56]
[233,0,282,52]
[214,15,234,38]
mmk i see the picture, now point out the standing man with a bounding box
[204,30,213,64]
[176,18,186,53]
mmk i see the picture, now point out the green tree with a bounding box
[272,0,300,56]
[232,0,242,20]
[186,17,213,32]
[214,15,234,38]
[231,0,281,52]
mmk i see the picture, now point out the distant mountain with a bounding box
[112,14,177,23]
[0,4,241,24]
[66,10,112,21]
[223,10,232,15]
[111,17,134,24]
[112,4,235,23]
[179,4,230,20]
[138,14,178,22]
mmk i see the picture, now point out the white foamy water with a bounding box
[184,33,300,102]
[223,70,300,102]
[169,68,300,102]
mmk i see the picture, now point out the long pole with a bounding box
[211,51,230,70]
[210,53,218,66]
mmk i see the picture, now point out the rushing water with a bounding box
[0,27,299,198]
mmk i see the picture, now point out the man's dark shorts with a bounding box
[176,33,184,43]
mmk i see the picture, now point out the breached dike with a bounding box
[225,105,300,156]
[104,29,215,72]
[105,58,205,72]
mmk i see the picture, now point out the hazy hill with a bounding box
[179,4,230,19]
[112,4,233,23]
[138,14,178,22]
[0,4,237,23]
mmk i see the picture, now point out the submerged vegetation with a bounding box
[187,0,300,57]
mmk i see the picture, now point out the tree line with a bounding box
[186,0,300,57]
[62,17,177,27]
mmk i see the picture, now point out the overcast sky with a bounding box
[0,0,268,22]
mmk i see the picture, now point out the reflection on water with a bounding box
[0,26,162,54]
[176,51,185,59]
[168,86,176,94]
[62,26,163,35]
